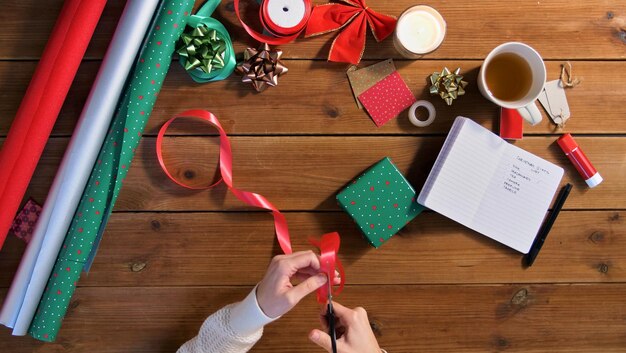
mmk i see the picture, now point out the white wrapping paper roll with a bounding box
[0,0,161,335]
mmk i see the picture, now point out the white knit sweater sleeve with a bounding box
[177,288,278,353]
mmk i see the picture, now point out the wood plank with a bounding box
[1,60,625,136]
[1,284,625,352]
[0,1,125,60]
[1,1,624,60]
[0,211,622,287]
[125,136,626,211]
[17,136,625,211]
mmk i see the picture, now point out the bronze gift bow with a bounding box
[304,0,397,64]
[236,43,288,92]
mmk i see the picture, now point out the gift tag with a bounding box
[358,71,416,127]
[347,59,396,109]
[538,80,570,127]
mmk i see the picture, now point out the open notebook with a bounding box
[418,116,564,253]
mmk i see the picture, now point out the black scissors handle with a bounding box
[326,302,337,353]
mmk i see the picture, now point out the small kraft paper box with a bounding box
[336,157,423,247]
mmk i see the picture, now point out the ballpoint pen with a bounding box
[525,183,572,267]
[325,274,338,353]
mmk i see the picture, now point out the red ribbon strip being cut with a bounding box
[310,232,344,303]
[0,0,107,249]
[157,110,346,301]
[305,0,397,64]
[234,0,311,45]
[156,109,293,254]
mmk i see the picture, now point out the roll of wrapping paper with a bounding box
[234,0,311,45]
[0,0,161,336]
[27,0,194,342]
[0,0,107,250]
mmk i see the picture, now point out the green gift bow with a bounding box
[27,0,195,342]
[177,0,236,83]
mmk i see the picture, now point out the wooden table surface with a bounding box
[0,0,625,352]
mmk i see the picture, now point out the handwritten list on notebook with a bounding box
[418,117,564,253]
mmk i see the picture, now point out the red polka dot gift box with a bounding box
[336,157,424,248]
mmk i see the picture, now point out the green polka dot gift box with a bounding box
[336,157,424,248]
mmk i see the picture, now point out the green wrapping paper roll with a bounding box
[28,0,195,342]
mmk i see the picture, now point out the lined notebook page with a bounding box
[418,117,563,253]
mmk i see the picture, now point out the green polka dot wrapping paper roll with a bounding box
[336,157,424,248]
[28,0,195,342]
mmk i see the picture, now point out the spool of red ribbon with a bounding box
[235,0,311,45]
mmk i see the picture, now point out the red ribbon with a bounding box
[234,0,312,45]
[304,0,397,64]
[310,232,345,303]
[157,110,345,302]
[156,109,292,254]
[157,110,351,302]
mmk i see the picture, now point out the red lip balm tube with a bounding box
[557,133,603,188]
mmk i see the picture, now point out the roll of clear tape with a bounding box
[408,100,436,127]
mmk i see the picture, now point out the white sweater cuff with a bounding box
[229,286,279,336]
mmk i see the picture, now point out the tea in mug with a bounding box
[485,52,533,102]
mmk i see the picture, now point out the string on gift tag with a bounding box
[559,61,581,88]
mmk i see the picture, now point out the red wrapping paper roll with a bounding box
[0,0,107,249]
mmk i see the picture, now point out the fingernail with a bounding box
[317,274,328,284]
[310,330,319,341]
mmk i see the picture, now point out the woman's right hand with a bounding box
[308,302,381,353]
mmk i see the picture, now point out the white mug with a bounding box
[478,42,546,125]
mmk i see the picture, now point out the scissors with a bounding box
[325,274,338,353]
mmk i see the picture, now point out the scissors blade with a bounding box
[327,273,333,302]
[325,273,337,353]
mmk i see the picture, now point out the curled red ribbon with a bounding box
[304,0,397,64]
[310,232,345,303]
[234,0,312,45]
[157,110,345,302]
[156,109,292,254]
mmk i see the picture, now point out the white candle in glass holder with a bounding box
[394,5,446,58]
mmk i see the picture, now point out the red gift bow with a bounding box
[157,110,345,302]
[304,0,397,64]
[310,232,345,303]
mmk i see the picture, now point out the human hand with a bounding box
[309,302,381,353]
[256,251,340,319]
